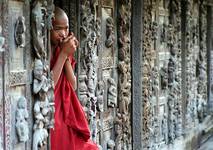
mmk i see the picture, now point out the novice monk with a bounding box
[50,7,99,150]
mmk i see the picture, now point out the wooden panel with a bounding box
[2,1,32,150]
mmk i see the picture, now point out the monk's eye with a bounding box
[54,27,61,31]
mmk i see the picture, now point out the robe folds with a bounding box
[50,47,99,150]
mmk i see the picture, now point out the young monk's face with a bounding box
[51,15,69,46]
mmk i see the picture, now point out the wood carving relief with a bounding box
[9,71,27,86]
[142,0,153,148]
[79,0,100,142]
[116,0,132,149]
[143,0,209,149]
[15,96,29,142]
[14,16,26,48]
[78,0,132,149]
[32,0,54,150]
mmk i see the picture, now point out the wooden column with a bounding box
[131,0,143,149]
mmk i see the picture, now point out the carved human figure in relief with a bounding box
[79,73,89,109]
[105,17,115,48]
[14,16,26,48]
[160,64,168,90]
[32,0,46,58]
[168,112,175,143]
[107,78,117,107]
[15,96,29,142]
[33,128,48,150]
[107,139,115,150]
[161,114,168,144]
[0,25,5,52]
[197,94,207,122]
[33,59,51,101]
[87,62,96,94]
[34,98,54,130]
[96,81,104,112]
[168,57,175,87]
[114,111,123,150]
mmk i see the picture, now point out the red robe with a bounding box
[50,47,99,150]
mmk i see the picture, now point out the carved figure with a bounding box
[33,128,48,150]
[34,98,54,129]
[151,66,159,98]
[32,0,46,58]
[0,25,5,52]
[151,117,159,143]
[197,94,207,122]
[161,114,168,144]
[118,62,128,87]
[107,139,115,150]
[168,57,176,87]
[114,112,123,150]
[15,96,29,142]
[96,81,104,112]
[151,21,158,40]
[87,62,96,94]
[33,59,51,101]
[105,17,115,48]
[79,74,89,107]
[168,113,175,143]
[160,64,168,90]
[107,78,117,107]
[14,16,26,48]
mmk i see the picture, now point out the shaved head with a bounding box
[53,7,68,23]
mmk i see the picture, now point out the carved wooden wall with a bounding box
[142,0,211,149]
[0,0,54,150]
[55,0,132,149]
[0,0,212,149]
[207,3,213,112]
[0,1,33,150]
[77,0,132,149]
[0,2,5,150]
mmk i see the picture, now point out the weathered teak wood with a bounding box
[132,0,143,149]
[207,6,213,113]
[1,0,32,150]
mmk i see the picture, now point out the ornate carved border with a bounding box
[9,71,27,86]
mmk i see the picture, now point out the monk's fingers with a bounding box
[69,32,74,36]
[63,34,75,43]
[74,38,79,47]
[69,39,78,50]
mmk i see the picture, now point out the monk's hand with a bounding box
[60,33,79,57]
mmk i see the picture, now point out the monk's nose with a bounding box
[59,30,67,39]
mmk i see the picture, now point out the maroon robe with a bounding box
[50,47,99,150]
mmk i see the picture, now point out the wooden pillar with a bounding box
[131,0,143,149]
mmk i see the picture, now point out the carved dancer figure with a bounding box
[96,81,104,112]
[15,96,29,142]
[14,16,26,48]
[32,0,46,58]
[33,59,51,101]
[105,17,115,48]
